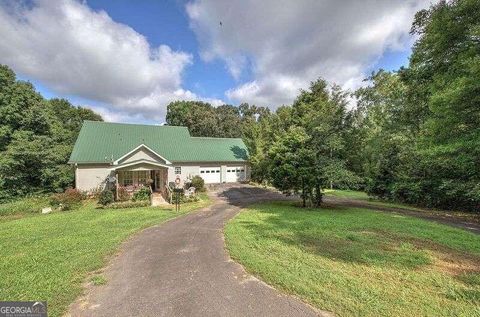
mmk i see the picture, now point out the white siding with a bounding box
[75,162,250,191]
[167,164,200,186]
[221,165,227,182]
[75,164,112,192]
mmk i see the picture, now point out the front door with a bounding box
[155,170,162,192]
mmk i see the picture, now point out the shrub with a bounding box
[132,187,151,202]
[98,190,114,206]
[50,188,84,211]
[181,195,200,203]
[190,175,205,192]
[88,187,103,199]
[103,200,150,209]
[117,186,130,201]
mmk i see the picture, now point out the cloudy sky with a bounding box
[0,0,432,123]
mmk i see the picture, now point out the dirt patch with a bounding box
[389,233,480,276]
[432,254,480,276]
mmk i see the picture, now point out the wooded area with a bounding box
[166,0,480,212]
[0,65,102,201]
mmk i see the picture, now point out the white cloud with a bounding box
[0,0,219,121]
[187,0,433,107]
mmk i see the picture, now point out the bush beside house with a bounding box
[117,186,130,201]
[190,175,205,192]
[132,187,151,202]
[97,186,151,208]
[50,188,85,211]
[98,190,114,206]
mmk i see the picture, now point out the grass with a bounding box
[0,196,50,217]
[90,275,107,286]
[225,201,480,317]
[323,189,480,223]
[323,189,424,211]
[0,193,211,317]
[323,189,371,200]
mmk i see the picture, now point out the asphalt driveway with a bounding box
[68,184,326,317]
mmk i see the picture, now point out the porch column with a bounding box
[115,172,119,200]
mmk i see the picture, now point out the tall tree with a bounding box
[354,70,412,198]
[215,104,242,138]
[408,0,480,210]
[268,126,316,207]
[166,101,219,137]
[0,65,103,200]
[267,80,359,206]
[352,0,480,211]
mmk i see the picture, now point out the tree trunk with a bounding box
[302,177,306,207]
[315,182,322,207]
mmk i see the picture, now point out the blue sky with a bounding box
[1,0,426,123]
[85,0,238,101]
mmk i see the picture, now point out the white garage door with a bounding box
[199,167,221,183]
[226,166,246,182]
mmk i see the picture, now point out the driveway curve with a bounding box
[69,184,327,317]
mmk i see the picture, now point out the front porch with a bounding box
[112,163,170,203]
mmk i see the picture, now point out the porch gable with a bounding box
[114,144,171,165]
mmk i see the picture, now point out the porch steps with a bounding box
[151,192,168,206]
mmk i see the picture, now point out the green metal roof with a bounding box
[69,121,248,164]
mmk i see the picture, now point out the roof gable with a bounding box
[69,121,249,163]
[115,144,171,165]
[111,159,171,171]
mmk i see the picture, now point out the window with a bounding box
[175,167,181,175]
[206,170,210,173]
[138,171,148,185]
[123,171,133,186]
[200,170,205,174]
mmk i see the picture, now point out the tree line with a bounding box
[0,65,102,201]
[167,0,480,212]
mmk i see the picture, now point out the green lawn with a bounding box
[0,194,211,317]
[323,190,480,223]
[225,201,480,317]
[323,189,371,200]
[324,189,433,212]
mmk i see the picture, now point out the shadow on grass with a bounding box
[235,201,480,275]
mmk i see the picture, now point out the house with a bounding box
[68,121,250,198]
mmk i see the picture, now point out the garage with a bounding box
[226,166,246,182]
[199,167,221,183]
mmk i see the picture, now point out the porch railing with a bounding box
[165,184,173,204]
[149,185,153,205]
